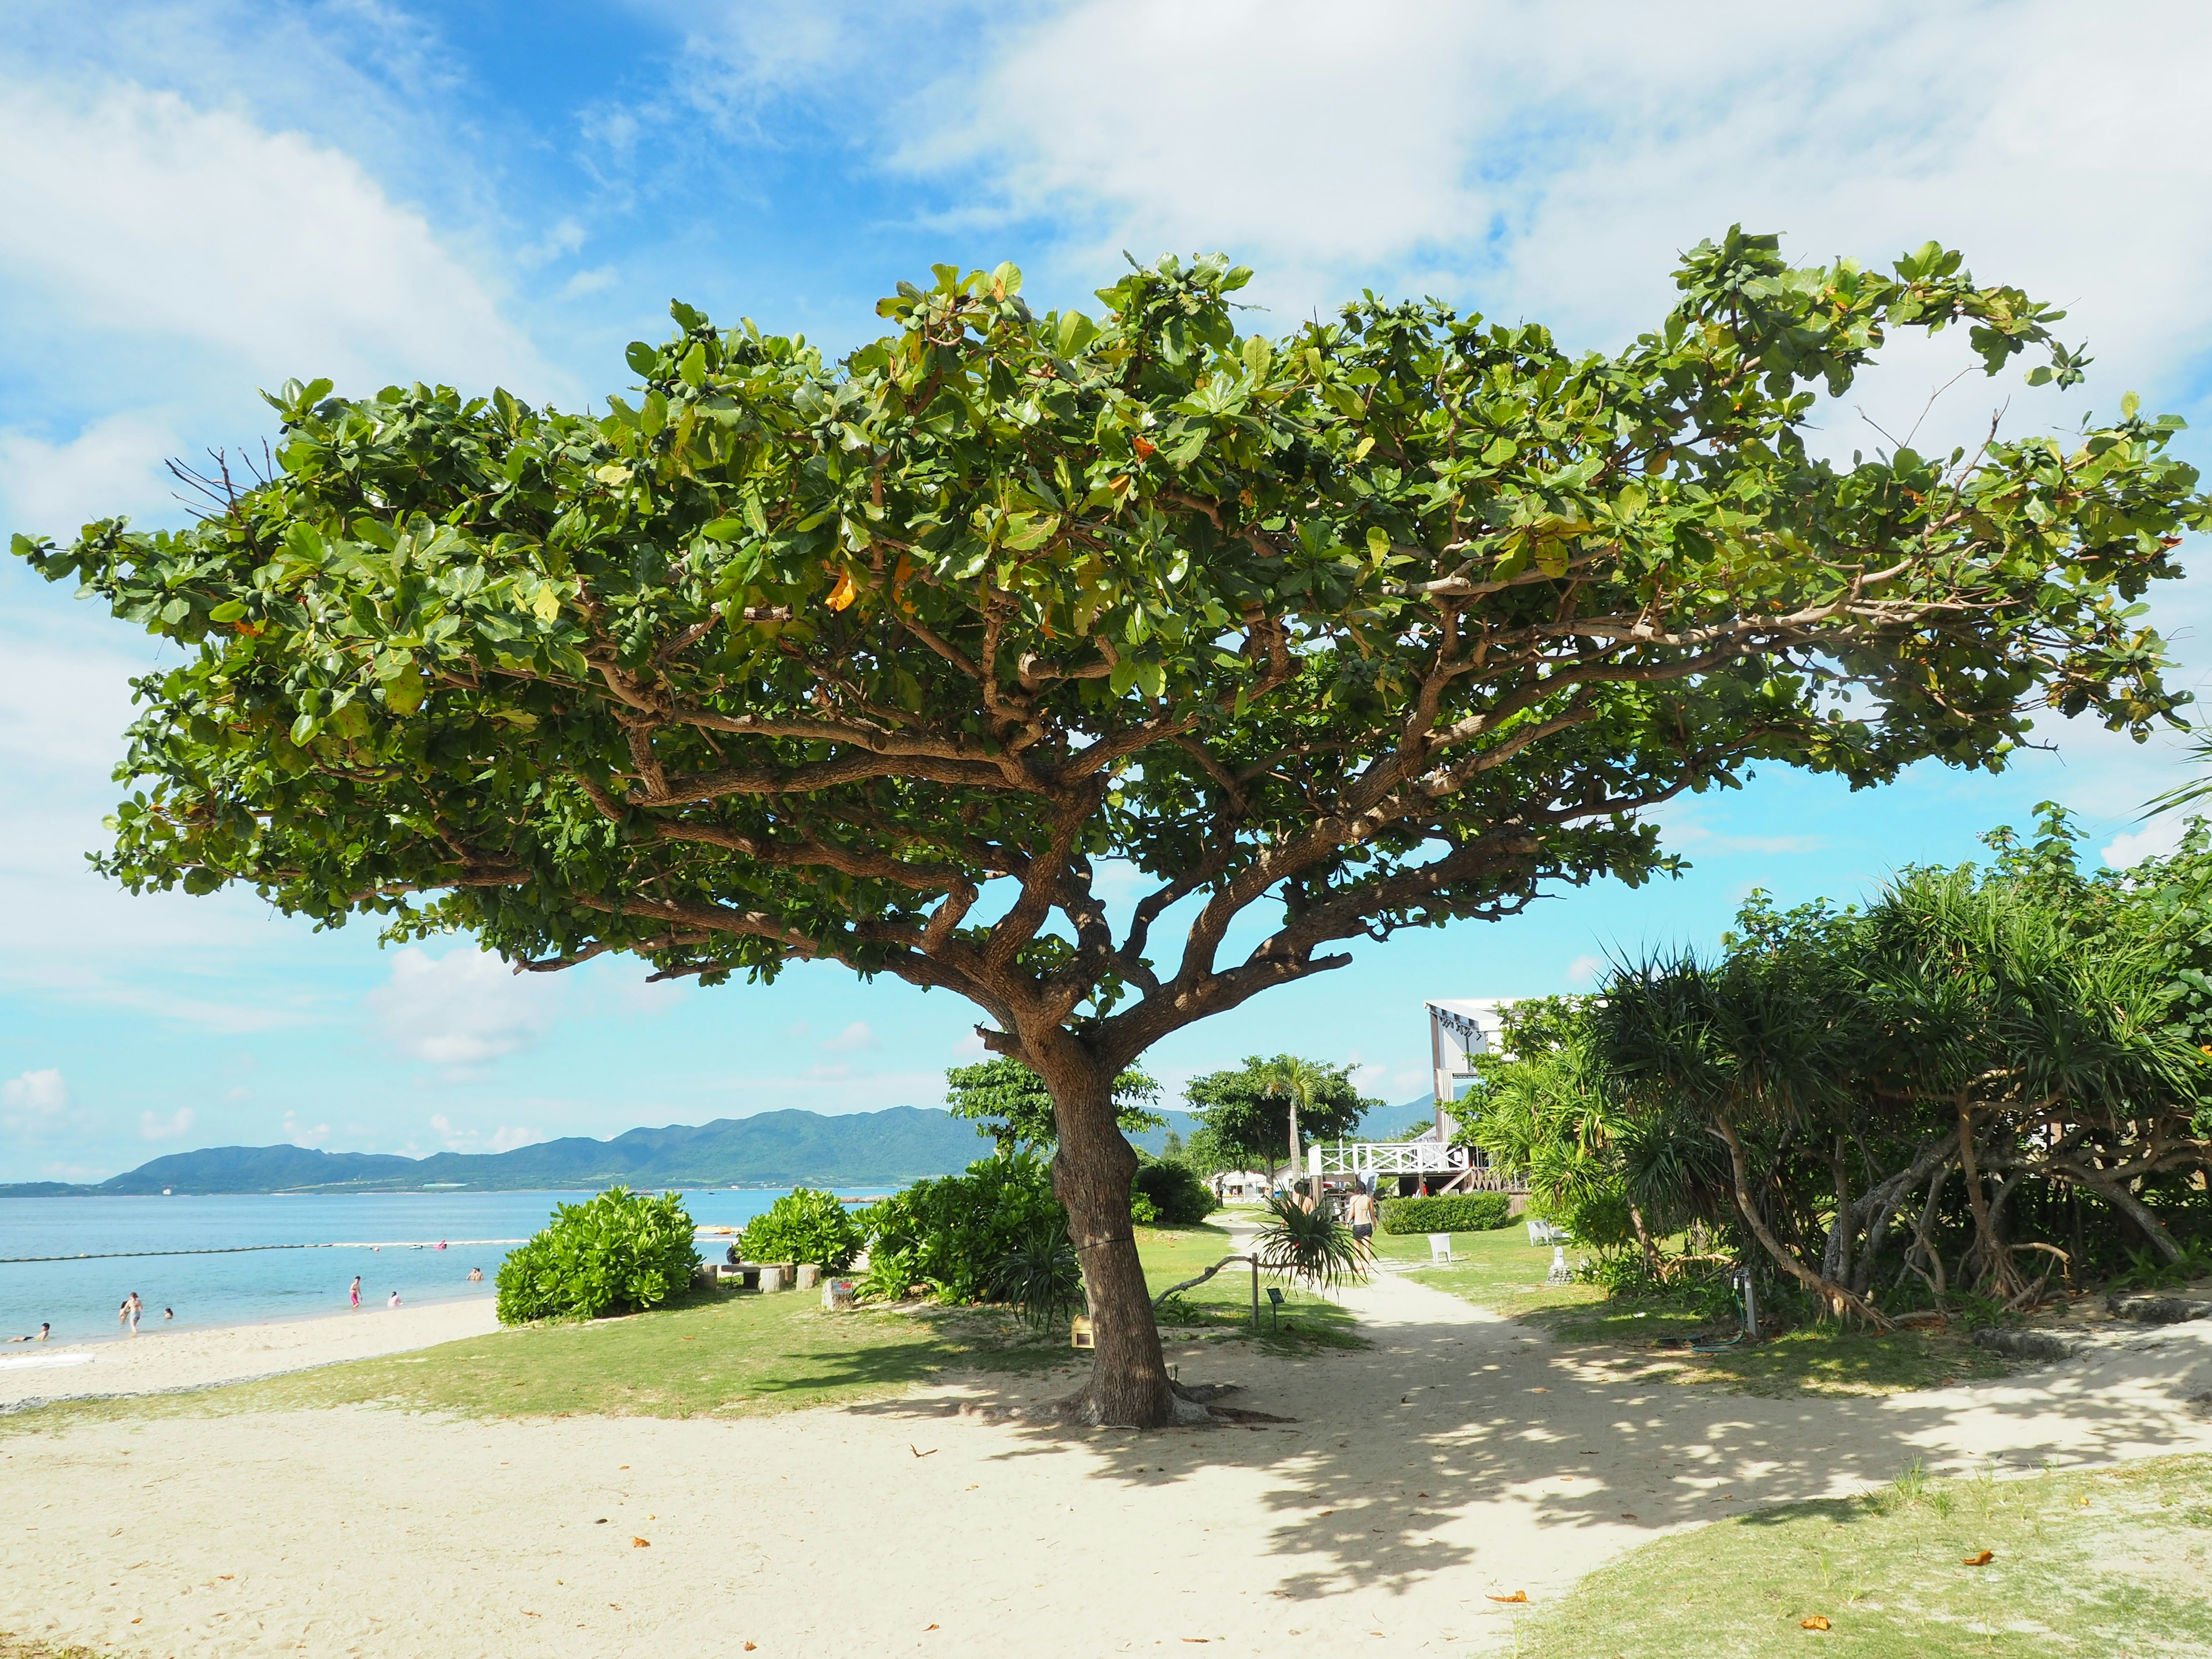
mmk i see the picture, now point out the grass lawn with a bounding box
[1520,1453,2212,1658]
[1372,1225,2012,1397]
[2,1228,1357,1440]
[1139,1221,1363,1351]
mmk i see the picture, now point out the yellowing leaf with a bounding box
[1801,1615,1831,1630]
[1484,1591,1528,1604]
[827,571,858,612]
[532,586,562,623]
[1961,1549,1993,1566]
[631,1536,650,1548]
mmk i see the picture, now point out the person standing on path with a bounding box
[1346,1182,1377,1258]
[349,1276,362,1309]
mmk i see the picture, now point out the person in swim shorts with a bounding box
[6,1324,50,1342]
[1346,1182,1378,1253]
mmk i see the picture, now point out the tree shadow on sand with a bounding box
[846,1279,2212,1607]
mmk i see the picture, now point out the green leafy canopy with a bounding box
[16,232,2206,1084]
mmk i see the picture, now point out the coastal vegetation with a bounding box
[494,1187,699,1323]
[737,1185,865,1271]
[1453,809,2212,1344]
[21,234,2208,1426]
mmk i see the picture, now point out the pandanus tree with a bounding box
[17,230,2208,1424]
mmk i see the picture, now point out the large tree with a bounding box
[18,232,2205,1425]
[1185,1054,1378,1184]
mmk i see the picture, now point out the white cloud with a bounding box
[366,946,560,1068]
[900,2,2212,465]
[2103,819,2187,870]
[282,1110,328,1147]
[0,410,186,540]
[0,79,547,400]
[820,1020,876,1053]
[950,1030,988,1060]
[559,266,618,300]
[1566,955,1607,988]
[1,1066,70,1121]
[426,1113,541,1153]
[139,1105,194,1141]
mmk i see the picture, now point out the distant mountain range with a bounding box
[0,1105,1217,1197]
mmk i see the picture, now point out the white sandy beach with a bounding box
[5,1273,2212,1657]
[0,1297,499,1409]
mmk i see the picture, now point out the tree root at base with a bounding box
[960,1378,1294,1429]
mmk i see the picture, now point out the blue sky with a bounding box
[5,1,2212,1181]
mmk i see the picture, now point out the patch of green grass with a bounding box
[1372,1227,2013,1397]
[2,1230,1361,1440]
[1139,1222,1363,1351]
[1369,1224,1607,1319]
[1520,1453,2212,1658]
[1,1284,1062,1437]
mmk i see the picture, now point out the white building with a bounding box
[1425,997,1515,1136]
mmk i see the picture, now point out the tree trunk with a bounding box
[1956,1101,2024,1297]
[1714,1113,1890,1330]
[1627,1197,1662,1280]
[1046,1064,1179,1429]
[1287,1099,1304,1200]
[1823,1135,1853,1290]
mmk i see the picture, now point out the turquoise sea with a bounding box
[0,1189,828,1343]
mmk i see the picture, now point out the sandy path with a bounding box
[5,1274,2212,1657]
[0,1298,498,1408]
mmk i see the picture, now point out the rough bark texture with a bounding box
[1043,1062,1178,1429]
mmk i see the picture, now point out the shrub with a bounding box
[1252,1193,1366,1287]
[858,1153,1067,1304]
[495,1187,700,1323]
[738,1186,865,1270]
[1132,1160,1220,1226]
[987,1212,1084,1327]
[1377,1191,1514,1235]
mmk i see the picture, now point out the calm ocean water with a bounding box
[0,1189,824,1342]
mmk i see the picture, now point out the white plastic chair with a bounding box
[1427,1233,1453,1264]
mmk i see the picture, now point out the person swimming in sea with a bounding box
[6,1324,50,1343]
[466,1266,483,1282]
[387,1290,402,1309]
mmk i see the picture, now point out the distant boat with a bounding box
[161,1188,172,1196]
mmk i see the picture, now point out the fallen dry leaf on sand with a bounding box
[1802,1615,1831,1630]
[911,1445,937,1458]
[1486,1591,1529,1604]
[631,1537,650,1548]
[1962,1550,1993,1566]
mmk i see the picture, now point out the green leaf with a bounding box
[679,345,708,389]
[699,517,746,542]
[625,342,658,377]
[2122,391,2142,420]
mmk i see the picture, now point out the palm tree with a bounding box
[1263,1055,1328,1201]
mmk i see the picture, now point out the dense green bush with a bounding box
[495,1187,700,1323]
[1377,1192,1515,1235]
[1133,1160,1220,1226]
[738,1186,865,1270]
[858,1153,1067,1304]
